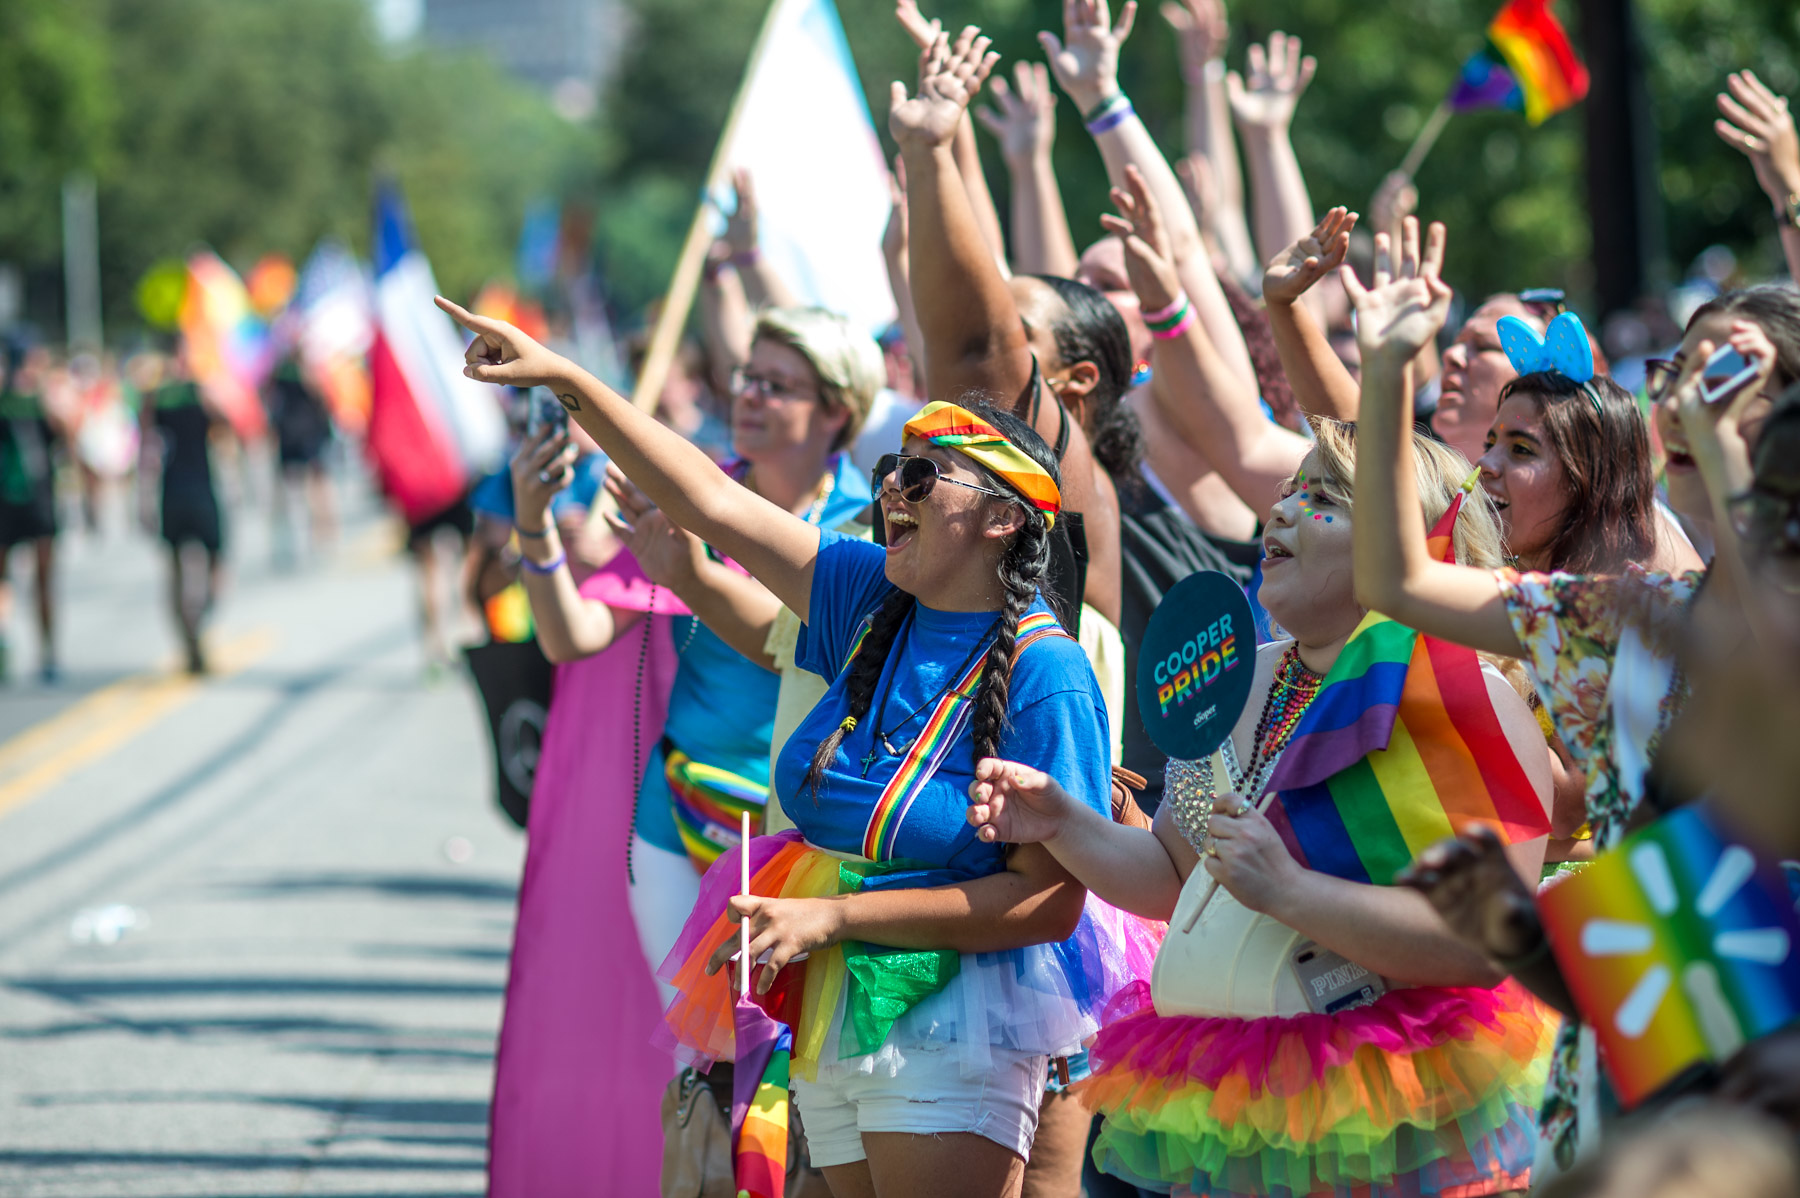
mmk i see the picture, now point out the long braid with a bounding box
[803,586,915,803]
[970,512,1050,761]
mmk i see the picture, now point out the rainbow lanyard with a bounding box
[842,610,1066,861]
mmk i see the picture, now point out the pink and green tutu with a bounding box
[1084,979,1556,1197]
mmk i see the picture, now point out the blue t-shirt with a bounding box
[776,532,1111,878]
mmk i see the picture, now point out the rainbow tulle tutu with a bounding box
[658,830,1164,1081]
[1084,980,1556,1197]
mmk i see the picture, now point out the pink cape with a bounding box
[486,553,683,1196]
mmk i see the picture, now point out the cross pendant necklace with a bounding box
[856,615,996,781]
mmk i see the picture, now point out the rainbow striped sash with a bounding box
[848,610,1067,861]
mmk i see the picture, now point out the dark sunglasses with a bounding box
[1644,358,1680,402]
[873,453,1014,505]
[1518,287,1568,318]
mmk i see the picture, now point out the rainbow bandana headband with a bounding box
[901,401,1061,528]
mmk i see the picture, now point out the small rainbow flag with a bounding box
[1448,0,1589,126]
[1537,805,1800,1107]
[731,996,791,1198]
[1261,495,1550,885]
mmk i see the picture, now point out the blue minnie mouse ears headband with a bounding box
[1495,311,1603,414]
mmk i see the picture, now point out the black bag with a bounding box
[462,638,556,829]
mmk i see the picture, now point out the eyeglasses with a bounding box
[730,368,815,403]
[1644,358,1680,403]
[873,453,1015,505]
[1728,488,1800,549]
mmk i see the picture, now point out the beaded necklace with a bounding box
[1168,644,1323,852]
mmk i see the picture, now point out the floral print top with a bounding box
[1495,565,1705,851]
[1495,563,1706,1173]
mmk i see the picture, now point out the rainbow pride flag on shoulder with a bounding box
[1262,496,1550,884]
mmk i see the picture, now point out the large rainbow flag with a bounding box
[1448,0,1589,126]
[1261,496,1550,884]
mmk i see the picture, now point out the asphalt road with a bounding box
[0,472,523,1198]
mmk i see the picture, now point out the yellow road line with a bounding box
[0,626,279,823]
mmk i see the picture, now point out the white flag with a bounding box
[714,0,897,336]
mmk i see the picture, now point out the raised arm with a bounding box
[895,0,1009,270]
[1226,35,1316,269]
[1163,0,1257,284]
[1716,69,1800,285]
[896,27,1122,623]
[880,156,929,388]
[698,242,753,394]
[1106,165,1306,514]
[1342,220,1524,658]
[975,61,1080,277]
[605,466,781,670]
[436,298,823,619]
[1262,208,1364,422]
[722,168,801,311]
[1041,0,1255,390]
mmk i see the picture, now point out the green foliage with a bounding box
[2,0,597,336]
[595,0,1798,320]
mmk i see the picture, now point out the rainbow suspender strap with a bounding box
[847,610,1067,861]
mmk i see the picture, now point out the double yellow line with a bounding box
[0,627,278,823]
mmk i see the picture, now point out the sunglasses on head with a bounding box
[873,453,1015,505]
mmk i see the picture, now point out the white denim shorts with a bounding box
[791,1042,1049,1167]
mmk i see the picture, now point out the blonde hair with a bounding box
[1307,417,1505,570]
[753,307,883,451]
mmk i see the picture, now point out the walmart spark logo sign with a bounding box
[1538,805,1800,1106]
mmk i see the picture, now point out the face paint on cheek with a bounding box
[1294,470,1334,524]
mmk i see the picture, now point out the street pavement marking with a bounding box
[0,626,279,823]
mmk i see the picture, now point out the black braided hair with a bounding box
[802,585,914,804]
[963,403,1058,763]
[801,401,1060,799]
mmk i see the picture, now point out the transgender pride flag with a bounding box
[366,183,505,523]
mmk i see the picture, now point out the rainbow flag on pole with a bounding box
[731,996,791,1198]
[1448,0,1589,126]
[1261,496,1550,884]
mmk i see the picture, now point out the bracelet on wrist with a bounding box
[1150,306,1197,342]
[1142,291,1190,326]
[1779,192,1800,230]
[1083,93,1133,136]
[515,522,551,540]
[520,550,567,576]
[728,247,762,268]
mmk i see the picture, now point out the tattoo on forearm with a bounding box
[558,392,581,412]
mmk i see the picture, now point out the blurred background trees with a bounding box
[0,0,1794,341]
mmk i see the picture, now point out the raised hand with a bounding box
[1201,791,1300,914]
[1099,164,1183,313]
[1262,206,1357,306]
[1226,31,1315,132]
[1338,215,1450,367]
[510,424,575,531]
[882,154,909,261]
[436,296,571,393]
[966,758,1080,845]
[889,26,999,153]
[1039,0,1139,113]
[975,61,1059,165]
[1715,69,1800,207]
[1369,170,1417,239]
[1161,0,1227,77]
[722,167,760,260]
[706,894,846,996]
[603,464,707,588]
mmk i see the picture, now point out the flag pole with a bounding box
[1397,102,1453,179]
[626,0,789,415]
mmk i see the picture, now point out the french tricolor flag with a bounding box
[366,182,505,523]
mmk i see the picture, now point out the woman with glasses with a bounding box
[1350,248,1800,1174]
[437,211,1128,1196]
[485,307,876,1195]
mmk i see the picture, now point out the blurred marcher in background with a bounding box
[263,350,337,567]
[138,345,225,675]
[0,342,64,683]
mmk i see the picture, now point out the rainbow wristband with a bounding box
[1141,292,1190,326]
[1150,306,1197,341]
[1083,93,1133,136]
